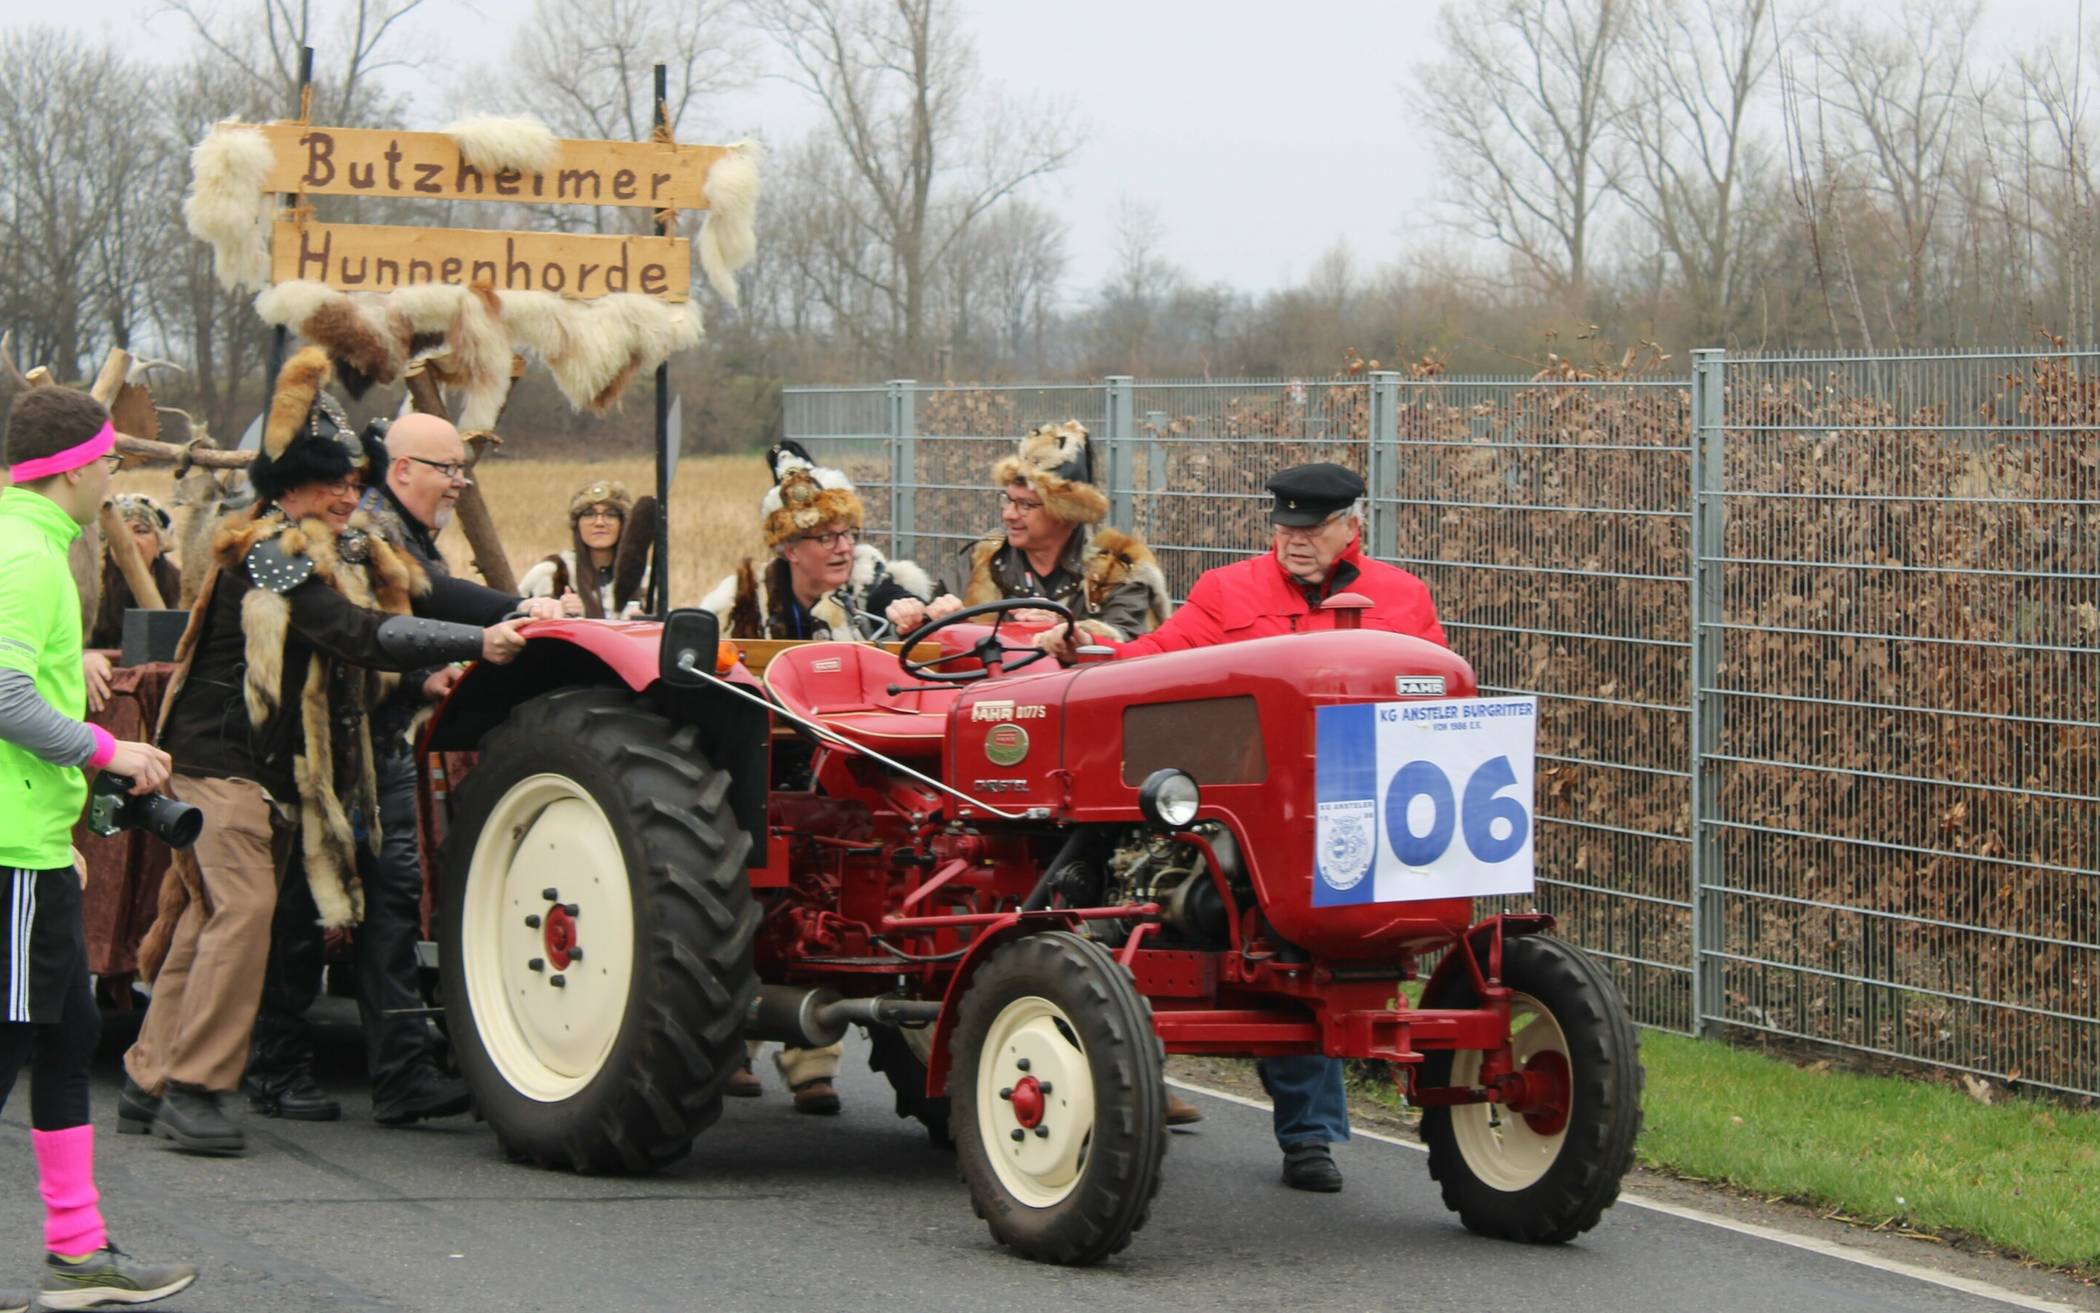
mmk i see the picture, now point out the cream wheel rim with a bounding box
[462,774,636,1102]
[976,995,1096,1207]
[1447,990,1571,1192]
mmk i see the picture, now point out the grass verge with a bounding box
[1358,1029,2100,1272]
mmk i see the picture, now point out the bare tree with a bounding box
[1813,0,1981,343]
[1617,0,1779,342]
[1413,0,1630,303]
[747,0,1078,373]
[1089,197,1185,375]
[158,0,430,124]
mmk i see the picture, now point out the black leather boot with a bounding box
[373,1062,471,1126]
[116,1079,161,1136]
[153,1084,245,1155]
[243,1067,342,1121]
[1281,1143,1344,1192]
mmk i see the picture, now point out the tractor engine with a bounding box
[1089,823,1245,950]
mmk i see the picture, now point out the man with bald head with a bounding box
[244,413,538,1127]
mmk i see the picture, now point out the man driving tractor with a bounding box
[1036,461,1447,1191]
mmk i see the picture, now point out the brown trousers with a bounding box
[123,775,292,1095]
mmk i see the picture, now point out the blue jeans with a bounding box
[1257,1055,1350,1150]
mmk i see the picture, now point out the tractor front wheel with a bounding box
[1418,933,1643,1242]
[441,687,760,1173]
[951,931,1166,1265]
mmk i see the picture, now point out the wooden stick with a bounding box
[405,364,517,594]
[114,433,253,470]
[88,349,132,406]
[97,500,166,611]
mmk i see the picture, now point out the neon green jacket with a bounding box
[0,487,90,869]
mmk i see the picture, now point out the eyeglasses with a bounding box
[405,455,470,482]
[793,529,859,549]
[1272,510,1351,541]
[319,478,364,498]
[98,455,125,472]
[579,508,624,523]
[1000,493,1046,513]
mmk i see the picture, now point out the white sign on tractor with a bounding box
[1312,697,1539,905]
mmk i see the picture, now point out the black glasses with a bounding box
[794,529,859,549]
[405,455,469,481]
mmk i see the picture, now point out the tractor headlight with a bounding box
[1138,768,1201,830]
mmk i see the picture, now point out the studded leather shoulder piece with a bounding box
[245,537,316,594]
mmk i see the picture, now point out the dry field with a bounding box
[114,455,776,606]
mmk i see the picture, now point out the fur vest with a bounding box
[700,543,934,641]
[961,526,1172,641]
[519,550,647,619]
[157,507,426,931]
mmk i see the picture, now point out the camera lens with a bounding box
[122,793,205,849]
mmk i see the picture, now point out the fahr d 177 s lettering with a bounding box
[970,700,1048,723]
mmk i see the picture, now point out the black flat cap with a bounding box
[1266,462,1365,526]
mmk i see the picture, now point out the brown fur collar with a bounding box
[704,555,852,640]
[961,525,1172,635]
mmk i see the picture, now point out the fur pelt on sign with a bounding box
[698,139,763,306]
[255,282,704,427]
[442,115,559,178]
[183,121,275,291]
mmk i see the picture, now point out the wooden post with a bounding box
[88,350,132,406]
[96,500,166,611]
[405,364,517,594]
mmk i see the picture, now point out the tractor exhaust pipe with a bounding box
[744,985,943,1048]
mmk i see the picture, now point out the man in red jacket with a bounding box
[1038,461,1446,1192]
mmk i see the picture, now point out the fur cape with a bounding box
[700,544,933,641]
[962,526,1172,641]
[140,506,428,978]
[518,550,649,620]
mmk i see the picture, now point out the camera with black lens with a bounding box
[86,775,204,849]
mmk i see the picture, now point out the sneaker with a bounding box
[790,1078,841,1116]
[152,1084,245,1156]
[116,1080,160,1137]
[243,1068,341,1122]
[1,1286,28,1313]
[39,1242,196,1310]
[1166,1091,1205,1126]
[1281,1143,1344,1193]
[372,1066,470,1126]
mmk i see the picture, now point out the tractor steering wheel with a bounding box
[899,597,1077,684]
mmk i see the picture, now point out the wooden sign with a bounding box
[258,123,723,210]
[273,220,690,300]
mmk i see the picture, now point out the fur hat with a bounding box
[993,420,1106,526]
[111,493,172,550]
[250,347,374,502]
[761,439,863,549]
[568,479,635,522]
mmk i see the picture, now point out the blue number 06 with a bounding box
[1382,754,1530,867]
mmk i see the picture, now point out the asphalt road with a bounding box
[0,1005,2077,1313]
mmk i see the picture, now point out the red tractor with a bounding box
[418,597,1643,1266]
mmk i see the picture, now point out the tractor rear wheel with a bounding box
[951,931,1166,1265]
[441,687,760,1173]
[1418,934,1643,1242]
[866,1023,952,1147]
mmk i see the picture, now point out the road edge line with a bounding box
[1163,1076,2088,1313]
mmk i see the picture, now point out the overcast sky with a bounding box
[7,0,2096,293]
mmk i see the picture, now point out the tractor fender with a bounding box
[1420,911,1557,1006]
[922,912,1084,1097]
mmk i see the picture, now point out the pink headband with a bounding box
[7,422,116,482]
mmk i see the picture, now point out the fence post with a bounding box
[1104,375,1134,528]
[1367,370,1400,560]
[888,379,917,559]
[1688,349,1726,1038]
[1142,410,1168,539]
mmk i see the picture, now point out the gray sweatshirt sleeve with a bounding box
[0,667,96,767]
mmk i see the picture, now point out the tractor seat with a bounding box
[762,641,955,759]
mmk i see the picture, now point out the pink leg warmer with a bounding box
[32,1125,107,1256]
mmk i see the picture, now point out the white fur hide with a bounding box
[185,121,277,292]
[697,139,763,306]
[443,115,560,179]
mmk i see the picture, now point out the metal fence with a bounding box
[784,351,2100,1097]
